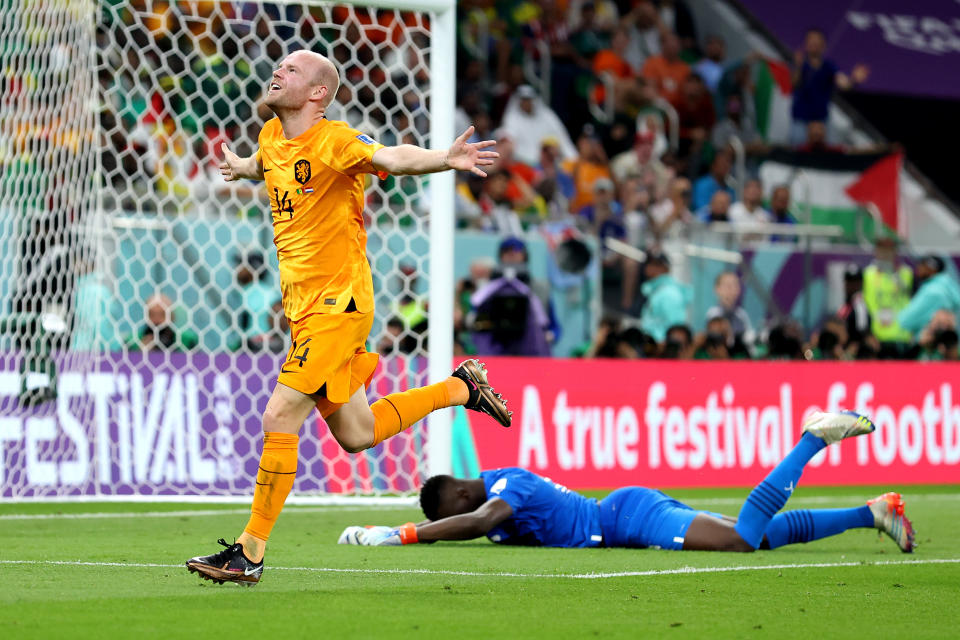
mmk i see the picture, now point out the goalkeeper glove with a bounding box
[337,525,372,545]
[337,524,418,546]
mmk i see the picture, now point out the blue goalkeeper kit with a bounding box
[482,439,874,550]
[480,468,603,547]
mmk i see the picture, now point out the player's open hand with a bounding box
[338,525,403,546]
[446,126,498,178]
[219,143,243,182]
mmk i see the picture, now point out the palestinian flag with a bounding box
[759,149,903,240]
[754,57,793,144]
[845,152,903,236]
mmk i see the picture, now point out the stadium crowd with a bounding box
[30,1,960,361]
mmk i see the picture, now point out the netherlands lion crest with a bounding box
[294,159,311,185]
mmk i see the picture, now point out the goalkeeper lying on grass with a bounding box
[339,411,915,552]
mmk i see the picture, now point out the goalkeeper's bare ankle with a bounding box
[237,532,266,563]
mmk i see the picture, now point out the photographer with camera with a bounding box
[469,237,554,357]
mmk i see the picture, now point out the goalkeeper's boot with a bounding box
[452,359,512,427]
[801,410,875,445]
[867,492,916,553]
[186,538,263,586]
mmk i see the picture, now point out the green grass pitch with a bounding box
[2,485,958,639]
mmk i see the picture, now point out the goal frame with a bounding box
[1,0,456,504]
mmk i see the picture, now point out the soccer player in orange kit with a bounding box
[186,50,512,585]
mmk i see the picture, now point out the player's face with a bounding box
[265,53,319,109]
[435,485,476,519]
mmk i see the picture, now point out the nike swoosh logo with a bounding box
[280,369,295,373]
[244,567,261,576]
[263,168,272,172]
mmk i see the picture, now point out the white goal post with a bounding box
[0,0,456,502]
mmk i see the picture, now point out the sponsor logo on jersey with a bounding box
[356,133,375,145]
[294,159,311,184]
[490,478,507,495]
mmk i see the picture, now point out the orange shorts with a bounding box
[277,310,379,418]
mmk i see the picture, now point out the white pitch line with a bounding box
[0,557,957,580]
[680,493,960,507]
[0,505,416,521]
[2,493,957,521]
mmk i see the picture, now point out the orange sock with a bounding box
[243,432,299,541]
[371,379,463,446]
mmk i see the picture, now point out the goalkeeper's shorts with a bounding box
[599,487,725,551]
[277,307,379,417]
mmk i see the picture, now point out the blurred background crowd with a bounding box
[3,0,959,364]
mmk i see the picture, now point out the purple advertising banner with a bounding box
[738,0,960,99]
[0,351,427,498]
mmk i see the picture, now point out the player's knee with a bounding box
[337,429,374,453]
[726,535,757,553]
[262,403,297,434]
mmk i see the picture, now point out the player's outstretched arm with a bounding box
[220,143,264,181]
[416,497,513,542]
[340,498,513,546]
[371,126,498,177]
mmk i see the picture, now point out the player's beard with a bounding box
[264,90,303,117]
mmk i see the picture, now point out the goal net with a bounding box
[0,0,454,502]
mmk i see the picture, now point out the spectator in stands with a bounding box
[768,184,797,241]
[476,170,524,235]
[697,189,732,223]
[248,299,289,354]
[609,129,672,198]
[695,316,749,360]
[500,85,577,166]
[568,1,609,61]
[729,179,770,225]
[658,0,698,52]
[490,130,538,189]
[234,250,275,349]
[675,73,715,163]
[796,121,845,154]
[620,0,669,72]
[929,328,959,361]
[536,138,576,205]
[620,179,653,247]
[639,252,691,342]
[729,179,773,242]
[706,271,755,352]
[694,35,726,92]
[584,316,622,358]
[568,0,619,32]
[765,321,805,360]
[563,124,613,213]
[579,178,625,243]
[862,237,913,358]
[811,317,848,360]
[836,265,874,358]
[455,173,485,227]
[917,310,958,361]
[592,27,649,114]
[898,256,960,338]
[128,293,198,352]
[790,28,869,145]
[648,176,694,241]
[641,32,690,108]
[692,149,734,210]
[711,94,766,159]
[661,323,694,359]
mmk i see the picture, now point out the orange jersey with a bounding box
[257,117,386,322]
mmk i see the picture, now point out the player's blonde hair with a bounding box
[307,51,340,109]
